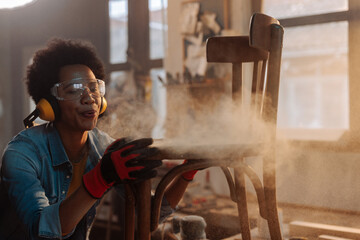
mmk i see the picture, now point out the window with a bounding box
[0,0,37,9]
[149,0,168,59]
[108,0,167,73]
[109,0,128,64]
[263,0,350,141]
[107,0,168,138]
[263,0,348,19]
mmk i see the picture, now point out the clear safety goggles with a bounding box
[50,78,105,101]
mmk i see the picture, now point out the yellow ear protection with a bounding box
[23,95,107,128]
[99,97,107,116]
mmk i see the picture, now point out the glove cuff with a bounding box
[181,169,198,181]
[83,163,113,199]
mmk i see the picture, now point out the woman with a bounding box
[0,38,198,239]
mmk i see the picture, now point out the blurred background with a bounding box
[1,0,360,239]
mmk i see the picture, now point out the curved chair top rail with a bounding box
[250,12,282,52]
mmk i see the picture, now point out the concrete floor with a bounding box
[90,192,360,240]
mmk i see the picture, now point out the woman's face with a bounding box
[55,64,102,133]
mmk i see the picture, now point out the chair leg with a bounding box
[264,188,282,240]
[125,184,135,240]
[105,191,113,240]
[234,167,252,240]
[136,180,152,240]
[263,153,282,240]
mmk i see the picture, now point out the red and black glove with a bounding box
[181,159,199,181]
[83,138,161,198]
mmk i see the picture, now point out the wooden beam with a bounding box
[279,11,350,27]
[289,221,360,239]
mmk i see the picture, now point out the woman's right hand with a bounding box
[82,138,161,198]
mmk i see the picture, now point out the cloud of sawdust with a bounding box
[97,95,157,139]
[99,84,278,161]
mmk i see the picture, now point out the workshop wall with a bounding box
[0,12,11,157]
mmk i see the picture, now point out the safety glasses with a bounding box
[50,78,105,101]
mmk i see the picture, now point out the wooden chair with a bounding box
[204,12,284,239]
[126,12,284,240]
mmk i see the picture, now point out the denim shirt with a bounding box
[0,123,173,240]
[0,123,113,239]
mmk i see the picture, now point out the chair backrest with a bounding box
[206,13,284,125]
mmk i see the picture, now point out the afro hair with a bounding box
[26,38,105,103]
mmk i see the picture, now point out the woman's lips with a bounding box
[81,110,96,118]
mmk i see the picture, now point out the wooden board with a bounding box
[289,221,360,239]
[318,234,354,240]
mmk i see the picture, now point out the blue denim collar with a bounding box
[45,123,102,168]
[87,130,102,172]
[46,123,69,167]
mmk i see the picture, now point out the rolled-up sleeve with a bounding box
[38,201,62,238]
